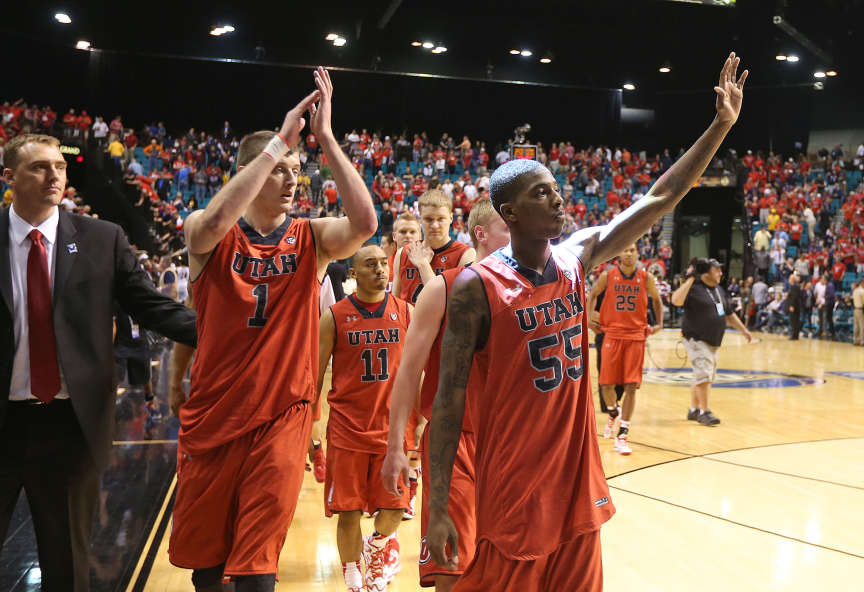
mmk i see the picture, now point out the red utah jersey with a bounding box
[419,266,474,432]
[598,266,649,340]
[468,246,614,560]
[398,239,471,304]
[181,217,320,455]
[326,294,411,453]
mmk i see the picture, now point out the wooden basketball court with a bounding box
[139,330,864,590]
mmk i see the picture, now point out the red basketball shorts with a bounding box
[599,337,645,387]
[419,424,476,587]
[452,530,602,592]
[169,401,312,576]
[324,445,410,517]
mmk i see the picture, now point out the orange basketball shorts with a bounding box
[452,530,602,592]
[324,445,410,517]
[419,424,476,587]
[169,401,312,576]
[598,337,646,387]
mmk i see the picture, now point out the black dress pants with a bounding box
[0,400,99,591]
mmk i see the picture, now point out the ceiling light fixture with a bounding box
[786,55,799,63]
[422,42,434,49]
[333,37,347,47]
[75,40,91,50]
[326,33,339,41]
[55,13,72,24]
[509,49,520,55]
[434,46,447,53]
[411,41,422,47]
[659,66,671,73]
[221,25,235,32]
[520,50,532,57]
[623,83,636,91]
[210,28,224,36]
[813,71,826,78]
[540,57,551,64]
[775,54,787,61]
[826,70,837,77]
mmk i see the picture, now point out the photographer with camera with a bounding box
[671,258,752,426]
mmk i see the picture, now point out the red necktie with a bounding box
[27,229,61,402]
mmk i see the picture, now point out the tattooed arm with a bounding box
[562,52,748,272]
[427,268,490,570]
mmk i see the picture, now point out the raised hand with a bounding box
[309,66,334,139]
[279,90,321,148]
[407,241,434,267]
[714,52,748,126]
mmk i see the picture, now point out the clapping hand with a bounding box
[714,52,748,126]
[309,67,334,139]
[407,241,434,267]
[279,90,320,148]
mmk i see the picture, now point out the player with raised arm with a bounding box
[587,244,663,455]
[427,54,748,590]
[381,198,509,591]
[317,244,412,592]
[168,68,377,592]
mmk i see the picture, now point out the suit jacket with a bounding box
[0,208,196,467]
[788,283,802,312]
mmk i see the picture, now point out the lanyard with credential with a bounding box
[706,285,725,317]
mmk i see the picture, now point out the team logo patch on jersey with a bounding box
[390,312,398,320]
[418,537,431,565]
[563,270,573,280]
[440,255,447,262]
[285,236,296,244]
[594,496,610,507]
[66,243,78,254]
[346,315,358,322]
[643,367,823,388]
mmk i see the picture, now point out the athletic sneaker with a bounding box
[362,535,388,592]
[341,560,364,592]
[403,478,417,520]
[686,408,700,421]
[614,433,632,455]
[383,535,401,582]
[697,409,721,426]
[603,415,617,438]
[311,447,326,483]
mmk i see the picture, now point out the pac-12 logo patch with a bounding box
[390,312,398,320]
[285,236,296,244]
[440,255,447,262]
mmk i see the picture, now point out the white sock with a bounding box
[620,421,631,430]
[342,561,362,588]
[689,407,697,413]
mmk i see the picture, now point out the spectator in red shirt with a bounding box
[324,185,339,213]
[831,261,846,291]
[62,108,78,137]
[77,110,93,140]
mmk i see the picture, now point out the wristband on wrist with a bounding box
[261,133,289,161]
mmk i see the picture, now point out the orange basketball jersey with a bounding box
[181,217,320,455]
[327,293,411,453]
[398,238,471,303]
[468,246,614,560]
[598,266,649,340]
[420,266,474,433]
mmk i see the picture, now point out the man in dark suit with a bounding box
[0,133,196,590]
[787,273,802,340]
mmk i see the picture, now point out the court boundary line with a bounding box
[608,484,864,560]
[125,475,177,592]
[609,435,864,482]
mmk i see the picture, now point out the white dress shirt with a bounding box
[8,204,69,400]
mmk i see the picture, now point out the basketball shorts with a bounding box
[169,401,312,575]
[420,424,476,587]
[598,337,645,387]
[452,530,602,592]
[324,445,410,517]
[405,408,421,453]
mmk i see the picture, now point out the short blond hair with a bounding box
[393,212,420,229]
[4,134,60,170]
[467,197,499,248]
[418,189,452,212]
[237,130,298,167]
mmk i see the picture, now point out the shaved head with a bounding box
[489,159,547,215]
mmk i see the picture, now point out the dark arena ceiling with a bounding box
[5,0,863,95]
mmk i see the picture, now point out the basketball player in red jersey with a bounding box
[587,244,663,455]
[428,54,747,590]
[168,68,377,592]
[392,190,475,305]
[387,213,421,289]
[317,244,412,592]
[381,198,509,591]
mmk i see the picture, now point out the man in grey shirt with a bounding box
[752,278,769,311]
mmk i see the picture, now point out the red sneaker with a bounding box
[312,447,326,483]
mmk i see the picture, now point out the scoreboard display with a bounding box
[511,144,537,161]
